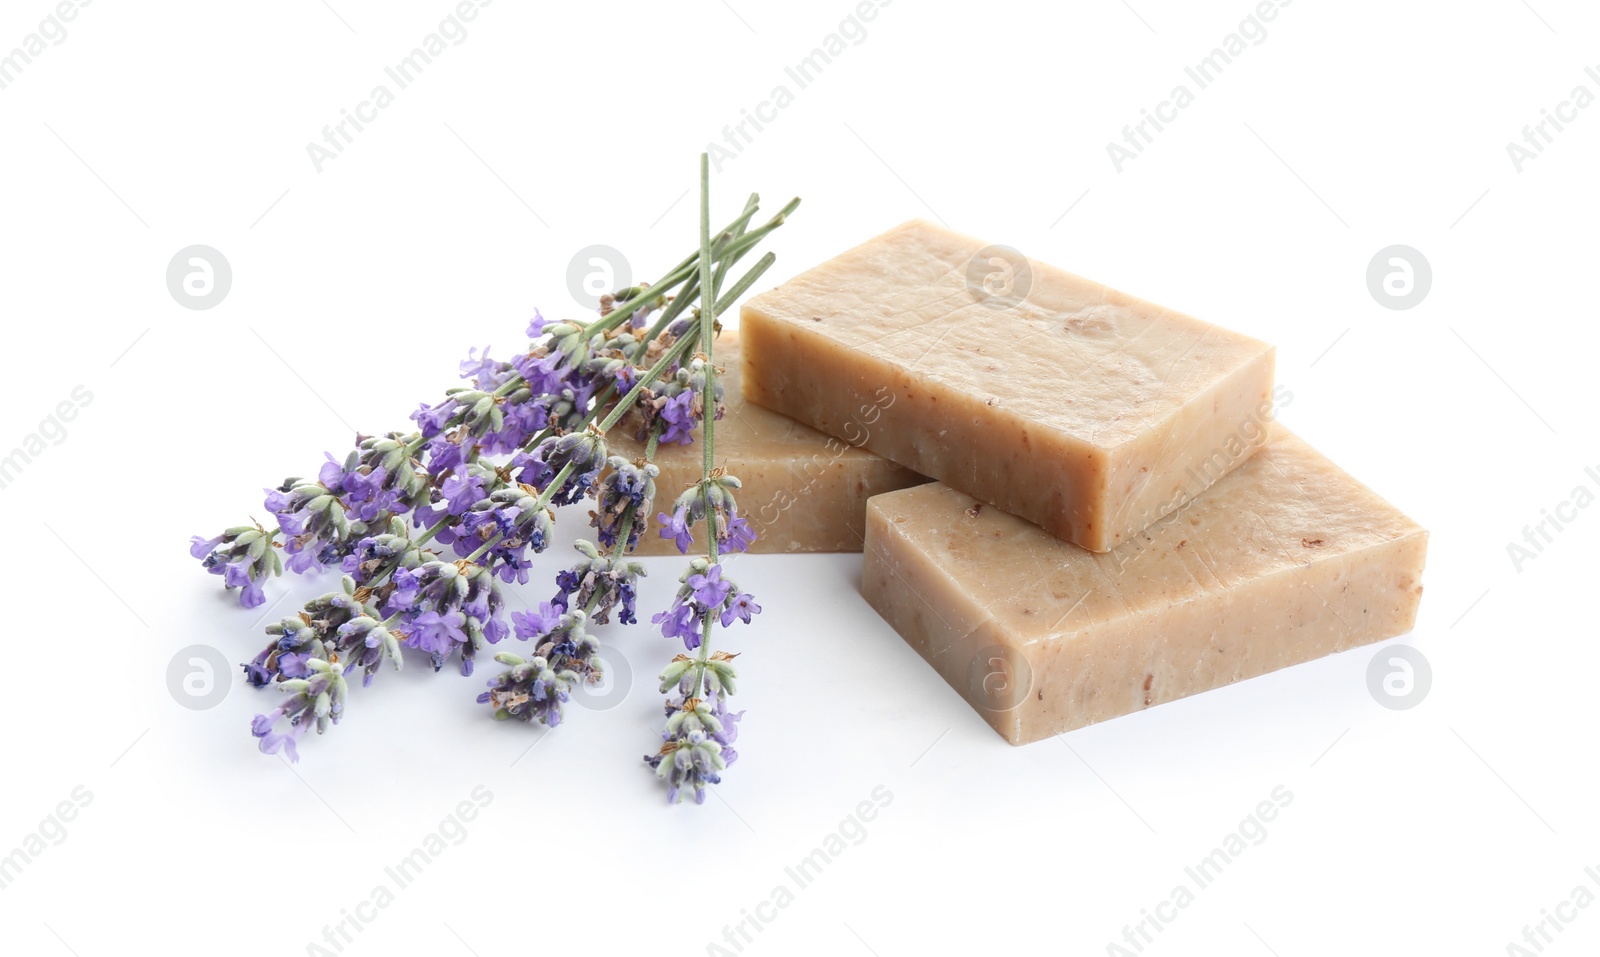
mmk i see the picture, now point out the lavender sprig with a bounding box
[646,155,764,804]
[195,159,796,768]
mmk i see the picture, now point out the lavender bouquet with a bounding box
[191,156,795,803]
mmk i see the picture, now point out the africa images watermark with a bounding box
[748,385,896,535]
[0,385,94,492]
[705,785,894,955]
[1110,382,1294,573]
[1105,0,1296,173]
[1504,866,1600,956]
[0,0,94,93]
[0,785,93,892]
[1505,63,1600,173]
[706,0,895,171]
[304,0,495,173]
[1505,463,1600,573]
[304,785,494,955]
[1106,785,1294,955]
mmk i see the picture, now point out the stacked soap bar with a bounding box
[740,220,1277,553]
[740,221,1428,741]
[861,426,1428,744]
[610,328,928,555]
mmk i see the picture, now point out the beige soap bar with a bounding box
[614,328,928,555]
[861,425,1427,744]
[741,220,1276,552]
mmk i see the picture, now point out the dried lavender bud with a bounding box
[547,429,608,472]
[658,649,740,700]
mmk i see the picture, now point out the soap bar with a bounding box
[861,426,1427,744]
[614,327,928,555]
[741,220,1276,552]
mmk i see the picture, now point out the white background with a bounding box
[1,1,1595,955]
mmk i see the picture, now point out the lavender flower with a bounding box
[261,441,427,578]
[664,472,755,555]
[350,435,431,517]
[263,473,352,575]
[339,519,426,587]
[477,652,577,726]
[385,560,506,674]
[592,455,657,551]
[514,605,603,690]
[445,485,556,584]
[640,353,726,447]
[644,694,744,804]
[650,558,753,651]
[656,505,694,554]
[191,525,280,608]
[252,656,347,763]
[552,539,645,626]
[243,577,401,690]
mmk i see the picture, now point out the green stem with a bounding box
[696,155,721,671]
[698,156,719,562]
[587,197,775,340]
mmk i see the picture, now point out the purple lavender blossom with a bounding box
[512,600,563,641]
[511,349,569,399]
[460,346,509,389]
[192,525,281,608]
[650,560,748,651]
[687,564,731,608]
[653,601,700,650]
[657,505,694,554]
[721,507,758,554]
[412,398,457,439]
[657,391,697,445]
[382,560,505,675]
[442,471,488,514]
[720,592,761,628]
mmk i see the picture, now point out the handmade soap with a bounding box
[613,328,927,555]
[861,426,1427,744]
[741,220,1276,552]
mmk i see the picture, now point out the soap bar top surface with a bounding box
[611,327,926,554]
[741,220,1277,552]
[747,220,1271,445]
[861,425,1428,743]
[884,428,1423,639]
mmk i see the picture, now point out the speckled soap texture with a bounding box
[611,328,929,555]
[861,425,1428,744]
[740,220,1277,552]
